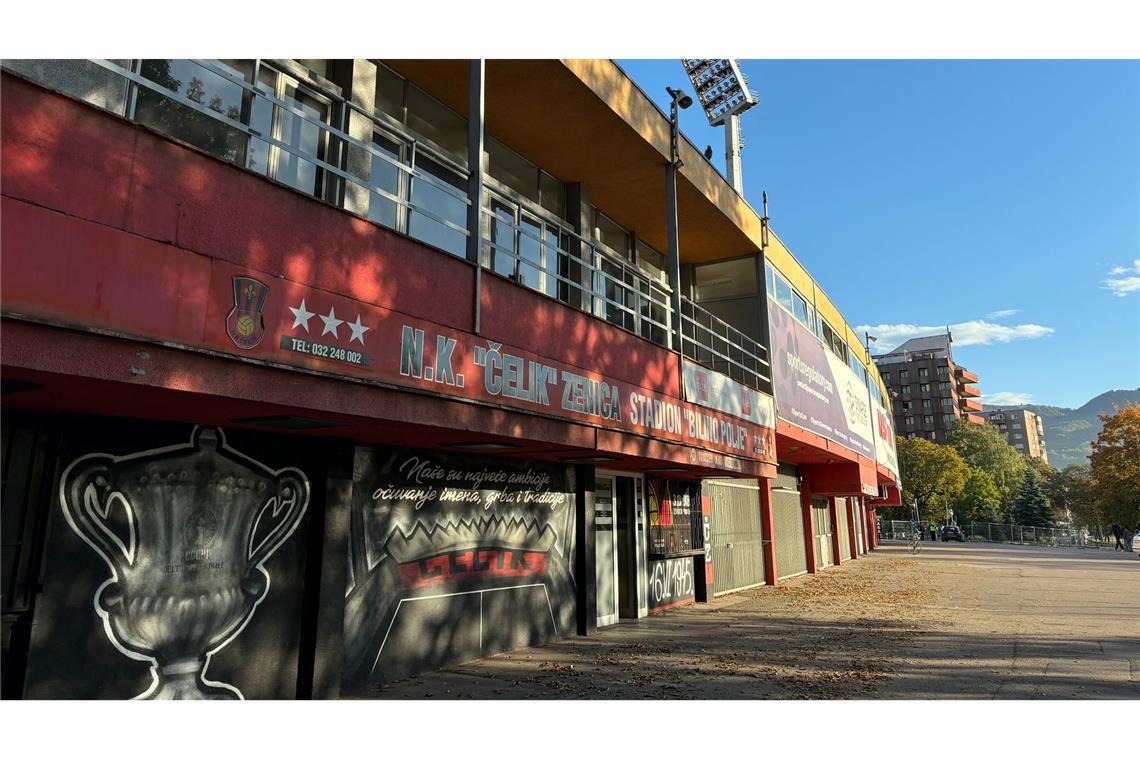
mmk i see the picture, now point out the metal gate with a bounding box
[812,498,834,568]
[853,498,865,555]
[773,465,807,579]
[837,497,852,561]
[705,479,765,595]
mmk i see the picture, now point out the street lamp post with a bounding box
[665,86,691,357]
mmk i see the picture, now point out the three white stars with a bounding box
[289,299,369,345]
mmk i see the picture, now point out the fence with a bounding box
[882,520,1122,549]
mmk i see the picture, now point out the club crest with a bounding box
[226,276,269,349]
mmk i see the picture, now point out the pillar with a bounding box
[759,477,778,586]
[829,497,843,566]
[574,465,596,636]
[800,471,818,573]
[847,497,860,559]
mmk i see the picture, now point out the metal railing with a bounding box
[882,520,1126,549]
[9,58,773,394]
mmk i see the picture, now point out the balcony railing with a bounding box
[6,58,772,394]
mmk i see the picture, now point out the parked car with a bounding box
[942,525,966,542]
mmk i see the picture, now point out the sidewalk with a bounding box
[364,542,1139,700]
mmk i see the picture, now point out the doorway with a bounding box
[594,472,646,626]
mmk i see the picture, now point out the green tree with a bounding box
[1089,403,1140,529]
[949,419,1027,517]
[1011,468,1053,528]
[1047,464,1098,530]
[952,468,1002,523]
[897,435,969,523]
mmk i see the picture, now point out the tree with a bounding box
[949,419,1027,517]
[897,435,969,523]
[1046,464,1097,530]
[1011,468,1053,527]
[1090,403,1140,530]
[952,468,1002,523]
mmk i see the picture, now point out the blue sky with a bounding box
[619,60,1139,409]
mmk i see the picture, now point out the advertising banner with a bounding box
[682,359,777,430]
[766,298,876,458]
[871,395,900,480]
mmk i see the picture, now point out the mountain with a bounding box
[985,388,1140,470]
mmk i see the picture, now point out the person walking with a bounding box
[1111,523,1124,551]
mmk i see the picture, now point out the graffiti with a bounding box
[648,557,694,611]
[343,448,576,689]
[57,427,309,700]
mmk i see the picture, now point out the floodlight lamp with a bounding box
[679,94,693,109]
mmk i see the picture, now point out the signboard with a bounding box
[871,395,900,480]
[682,359,776,432]
[766,298,876,459]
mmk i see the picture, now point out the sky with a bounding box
[619,60,1140,409]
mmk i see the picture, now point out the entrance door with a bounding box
[595,472,647,626]
[812,498,834,568]
[594,476,619,627]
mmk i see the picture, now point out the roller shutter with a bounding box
[812,498,834,568]
[838,497,853,561]
[772,465,808,579]
[705,479,765,595]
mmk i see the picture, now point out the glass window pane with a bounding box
[489,198,518,278]
[539,171,567,220]
[775,276,793,312]
[595,211,630,258]
[487,136,539,203]
[519,215,545,292]
[409,154,467,258]
[274,81,330,197]
[697,257,758,300]
[636,240,666,284]
[368,133,402,230]
[405,84,467,162]
[793,292,809,324]
[135,59,253,165]
[375,64,404,118]
[247,66,277,177]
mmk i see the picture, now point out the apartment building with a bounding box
[872,332,984,444]
[982,408,1048,462]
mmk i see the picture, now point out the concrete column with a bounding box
[299,439,355,700]
[759,477,778,586]
[800,473,818,573]
[847,497,860,559]
[829,497,843,566]
[574,465,596,636]
[340,59,378,218]
[565,182,594,314]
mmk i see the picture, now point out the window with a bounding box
[636,240,667,285]
[923,415,934,426]
[939,381,952,392]
[901,401,911,412]
[902,385,912,397]
[366,131,403,230]
[882,372,891,384]
[775,274,794,313]
[905,416,915,428]
[920,383,931,393]
[405,83,467,161]
[937,366,950,380]
[698,258,757,300]
[942,397,954,409]
[595,211,631,259]
[792,292,809,325]
[900,368,910,380]
[922,399,932,409]
[408,153,467,258]
[919,367,929,378]
[931,430,939,441]
[943,414,956,425]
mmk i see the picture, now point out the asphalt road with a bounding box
[365,541,1140,699]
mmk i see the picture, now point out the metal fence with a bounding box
[6,58,773,395]
[882,520,1122,549]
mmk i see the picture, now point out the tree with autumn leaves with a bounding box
[1089,403,1140,530]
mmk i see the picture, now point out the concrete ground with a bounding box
[366,542,1140,699]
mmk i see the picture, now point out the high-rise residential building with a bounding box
[871,332,984,444]
[981,408,1048,463]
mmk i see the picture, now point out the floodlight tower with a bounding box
[681,59,758,195]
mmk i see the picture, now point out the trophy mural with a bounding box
[59,427,309,699]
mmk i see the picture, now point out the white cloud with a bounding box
[979,391,1034,407]
[987,308,1019,318]
[857,319,1055,352]
[1105,259,1140,297]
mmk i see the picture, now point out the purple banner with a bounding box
[767,298,875,458]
